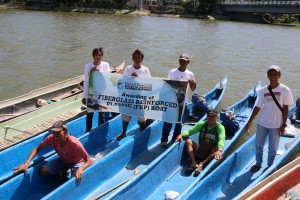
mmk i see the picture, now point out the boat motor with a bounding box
[191,94,208,119]
[220,110,239,137]
[291,98,300,124]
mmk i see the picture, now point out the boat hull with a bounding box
[39,77,227,200]
[182,106,300,200]
[106,81,259,200]
[0,75,83,123]
[238,156,300,200]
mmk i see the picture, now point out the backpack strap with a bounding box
[268,85,283,113]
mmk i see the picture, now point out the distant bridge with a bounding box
[217,1,300,14]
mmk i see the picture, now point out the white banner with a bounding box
[87,72,188,123]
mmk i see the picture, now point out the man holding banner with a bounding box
[116,49,152,140]
[160,53,197,148]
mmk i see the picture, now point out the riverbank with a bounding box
[0,3,217,19]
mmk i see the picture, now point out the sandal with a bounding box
[185,167,197,174]
[250,165,261,172]
[194,164,204,176]
[116,133,127,141]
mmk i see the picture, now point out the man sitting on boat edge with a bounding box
[13,120,92,182]
[174,109,225,175]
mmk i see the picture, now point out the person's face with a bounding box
[267,70,280,83]
[179,59,189,67]
[207,114,218,124]
[132,53,143,65]
[52,130,65,142]
[93,52,103,63]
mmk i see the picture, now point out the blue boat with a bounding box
[23,77,227,200]
[105,82,260,200]
[181,104,300,200]
[0,112,120,184]
[0,114,141,199]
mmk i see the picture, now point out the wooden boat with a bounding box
[0,111,116,184]
[0,75,84,123]
[181,105,300,200]
[4,77,226,200]
[237,156,300,200]
[0,94,85,151]
[105,82,260,200]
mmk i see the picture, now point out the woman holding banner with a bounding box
[82,47,112,133]
[116,49,152,140]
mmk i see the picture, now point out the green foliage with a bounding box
[165,5,184,13]
[197,0,220,15]
[275,14,300,24]
[180,0,195,12]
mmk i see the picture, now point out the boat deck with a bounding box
[0,95,84,151]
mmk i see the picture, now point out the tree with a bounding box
[197,0,220,15]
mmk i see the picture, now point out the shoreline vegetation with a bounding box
[0,2,299,25]
[0,2,217,19]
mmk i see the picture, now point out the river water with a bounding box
[0,9,299,117]
[0,7,300,163]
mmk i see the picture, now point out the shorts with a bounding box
[191,140,216,160]
[43,158,85,176]
[121,114,146,123]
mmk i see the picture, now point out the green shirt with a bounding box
[182,120,226,150]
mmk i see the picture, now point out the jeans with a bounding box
[161,122,182,142]
[255,124,280,167]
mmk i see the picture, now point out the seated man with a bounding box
[14,120,92,182]
[175,109,225,175]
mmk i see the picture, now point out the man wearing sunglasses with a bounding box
[175,109,225,175]
[14,120,92,182]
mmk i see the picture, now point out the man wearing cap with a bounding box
[245,65,293,172]
[160,53,197,148]
[14,120,92,182]
[175,109,225,175]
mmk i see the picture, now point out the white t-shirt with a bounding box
[123,65,151,78]
[168,68,196,102]
[257,83,294,128]
[168,68,195,82]
[83,61,111,98]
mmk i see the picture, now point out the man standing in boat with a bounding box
[82,47,117,132]
[116,49,151,140]
[160,53,197,148]
[245,65,293,172]
[14,120,92,182]
[175,109,225,175]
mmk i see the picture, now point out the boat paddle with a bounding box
[94,168,140,200]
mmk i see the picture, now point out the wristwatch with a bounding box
[282,123,287,127]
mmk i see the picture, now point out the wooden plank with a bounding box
[51,88,82,102]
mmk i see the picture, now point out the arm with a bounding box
[188,80,196,92]
[75,155,92,182]
[279,104,289,135]
[82,64,90,104]
[13,144,44,174]
[174,122,204,142]
[213,124,226,160]
[245,106,261,132]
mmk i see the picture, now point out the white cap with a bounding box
[267,65,281,73]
